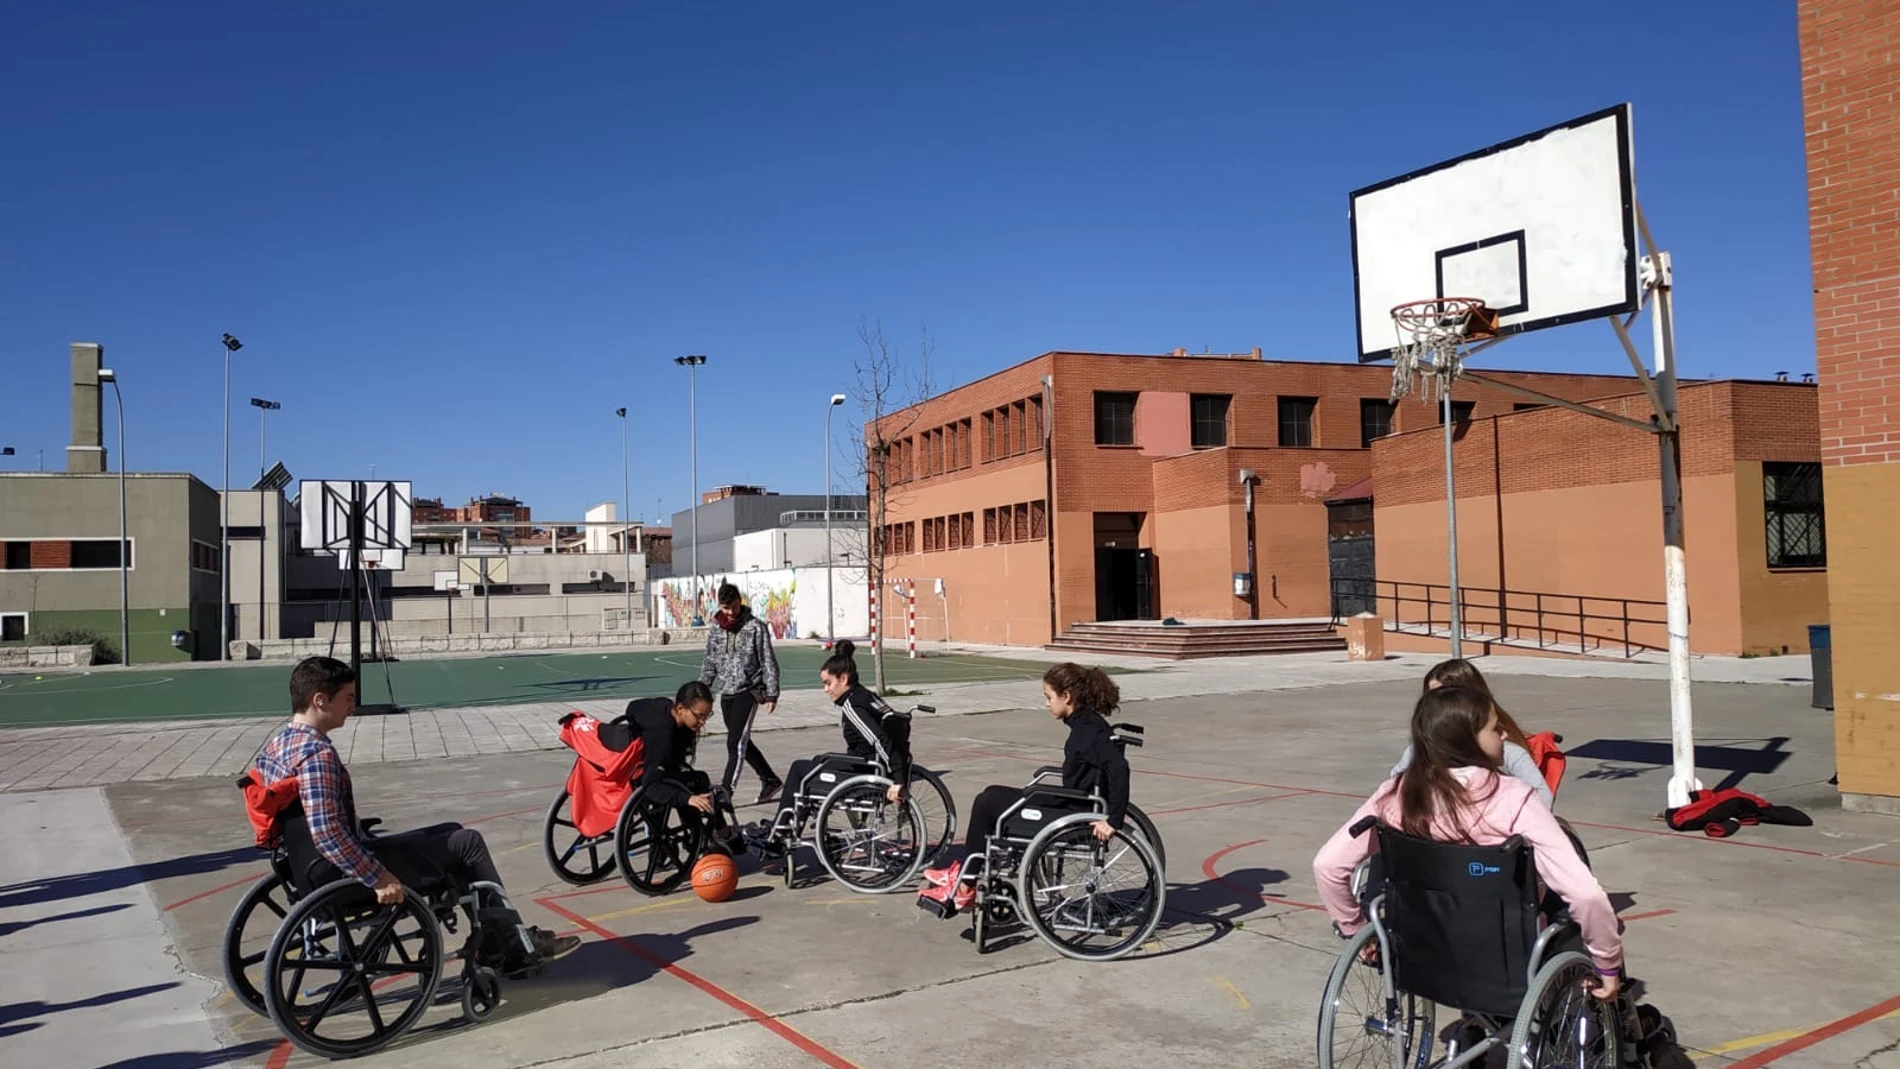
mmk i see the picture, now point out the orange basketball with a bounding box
[691,853,739,902]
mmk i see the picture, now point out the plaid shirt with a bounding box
[254,722,387,887]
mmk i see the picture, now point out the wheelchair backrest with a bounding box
[236,771,335,893]
[1109,722,1144,752]
[1371,822,1545,1018]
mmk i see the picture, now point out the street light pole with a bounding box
[219,333,243,659]
[250,398,280,642]
[826,393,845,642]
[674,355,706,624]
[617,406,631,638]
[99,368,129,666]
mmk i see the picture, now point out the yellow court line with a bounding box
[585,896,706,925]
[1211,977,1249,1011]
[1692,1008,1900,1059]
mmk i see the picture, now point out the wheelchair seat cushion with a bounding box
[1373,824,1545,1018]
[998,790,1095,841]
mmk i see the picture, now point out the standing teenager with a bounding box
[700,582,783,804]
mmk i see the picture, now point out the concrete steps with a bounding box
[1046,619,1346,660]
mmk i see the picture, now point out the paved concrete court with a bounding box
[2,665,1896,1069]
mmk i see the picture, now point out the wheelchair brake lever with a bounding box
[360,818,383,836]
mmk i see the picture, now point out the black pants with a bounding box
[959,785,1095,871]
[368,823,507,895]
[720,691,778,793]
[770,755,868,831]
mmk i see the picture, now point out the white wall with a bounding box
[655,565,867,639]
[584,503,616,555]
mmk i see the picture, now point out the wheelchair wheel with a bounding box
[262,879,443,1060]
[222,871,295,1019]
[1507,950,1622,1069]
[1121,801,1166,874]
[1017,813,1165,961]
[543,788,617,885]
[904,765,959,866]
[614,788,708,896]
[813,775,928,893]
[1316,924,1433,1069]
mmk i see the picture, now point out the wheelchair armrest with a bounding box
[1349,815,1377,838]
[913,704,936,714]
[1026,765,1064,787]
[1109,722,1144,735]
[359,818,384,837]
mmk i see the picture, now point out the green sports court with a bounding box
[0,647,1074,729]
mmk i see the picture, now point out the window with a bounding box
[1438,400,1476,425]
[1764,461,1826,568]
[1191,394,1230,448]
[3,542,28,570]
[0,538,132,570]
[1,612,25,642]
[191,540,221,572]
[1278,396,1317,447]
[1094,392,1137,445]
[1359,399,1394,448]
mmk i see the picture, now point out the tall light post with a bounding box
[674,355,706,624]
[250,398,280,642]
[219,333,243,660]
[98,368,129,666]
[616,406,632,637]
[825,392,845,642]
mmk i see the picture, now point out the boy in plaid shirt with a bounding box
[253,656,578,973]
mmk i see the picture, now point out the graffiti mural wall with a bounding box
[654,567,868,639]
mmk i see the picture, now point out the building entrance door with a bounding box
[1093,512,1155,622]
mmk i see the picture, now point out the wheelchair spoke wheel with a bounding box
[814,778,926,893]
[1122,802,1166,875]
[543,789,617,885]
[1018,818,1165,962]
[222,872,294,1019]
[615,792,707,896]
[1316,925,1432,1069]
[263,880,442,1060]
[1507,951,1622,1069]
[905,766,959,867]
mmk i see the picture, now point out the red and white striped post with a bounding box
[905,578,917,659]
[869,584,879,644]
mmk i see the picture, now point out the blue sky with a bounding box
[0,1,1814,521]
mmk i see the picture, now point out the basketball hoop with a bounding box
[1387,297,1499,405]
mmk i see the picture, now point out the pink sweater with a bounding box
[1311,767,1623,975]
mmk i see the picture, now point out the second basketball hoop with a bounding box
[1387,297,1499,405]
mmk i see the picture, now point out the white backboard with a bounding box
[1349,103,1639,362]
[337,548,406,571]
[298,480,413,551]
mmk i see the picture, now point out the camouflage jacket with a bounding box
[699,609,780,700]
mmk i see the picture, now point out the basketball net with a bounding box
[1387,298,1497,406]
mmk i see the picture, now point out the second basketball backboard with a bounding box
[1349,103,1640,362]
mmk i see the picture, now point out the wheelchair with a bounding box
[760,703,959,892]
[223,773,537,1060]
[957,722,1166,962]
[1318,816,1627,1069]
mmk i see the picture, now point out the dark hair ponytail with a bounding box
[1042,662,1119,714]
[822,640,859,687]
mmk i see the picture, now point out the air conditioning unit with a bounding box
[588,569,601,581]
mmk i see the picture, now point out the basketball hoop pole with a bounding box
[1441,386,1463,657]
[1646,249,1701,811]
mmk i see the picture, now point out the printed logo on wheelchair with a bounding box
[1466,862,1500,877]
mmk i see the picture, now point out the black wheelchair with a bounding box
[958,723,1166,961]
[758,704,959,892]
[610,772,745,896]
[1318,816,1627,1069]
[223,775,539,1059]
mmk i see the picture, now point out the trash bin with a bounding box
[1809,623,1832,710]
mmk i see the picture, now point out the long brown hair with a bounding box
[1424,658,1529,751]
[1042,662,1119,715]
[1397,685,1502,842]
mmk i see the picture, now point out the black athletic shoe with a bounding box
[756,780,783,805]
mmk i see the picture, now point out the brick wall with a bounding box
[1801,0,1900,802]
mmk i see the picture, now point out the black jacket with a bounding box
[1061,708,1130,829]
[626,697,698,806]
[835,684,913,789]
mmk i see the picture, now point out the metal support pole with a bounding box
[825,393,844,642]
[220,346,230,659]
[1648,250,1701,810]
[1442,384,1463,657]
[102,373,129,666]
[619,407,631,639]
[349,480,363,680]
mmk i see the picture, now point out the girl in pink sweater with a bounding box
[1312,685,1624,1001]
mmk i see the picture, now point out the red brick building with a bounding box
[870,349,1638,646]
[1800,0,1900,805]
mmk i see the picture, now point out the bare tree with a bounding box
[849,317,934,692]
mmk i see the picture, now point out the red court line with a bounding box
[1200,838,1329,912]
[1617,908,1676,923]
[1148,790,1313,817]
[463,804,543,826]
[1726,992,1900,1069]
[537,896,861,1069]
[161,872,262,913]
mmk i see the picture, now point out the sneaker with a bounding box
[922,860,961,887]
[951,881,976,913]
[756,780,783,805]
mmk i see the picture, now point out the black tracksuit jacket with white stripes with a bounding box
[834,684,913,789]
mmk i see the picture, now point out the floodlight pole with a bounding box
[251,398,280,642]
[1646,250,1700,810]
[826,392,845,642]
[618,406,631,639]
[1442,387,1463,657]
[219,333,242,660]
[675,355,706,624]
[100,369,129,666]
[349,479,364,680]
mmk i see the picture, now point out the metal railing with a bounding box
[1329,578,1670,658]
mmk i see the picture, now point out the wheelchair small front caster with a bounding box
[461,966,502,1023]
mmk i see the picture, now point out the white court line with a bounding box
[0,676,178,698]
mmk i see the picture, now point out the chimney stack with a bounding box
[68,342,106,473]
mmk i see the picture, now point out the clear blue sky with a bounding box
[0,1,1814,522]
